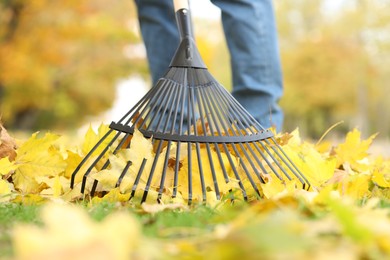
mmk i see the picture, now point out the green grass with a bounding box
[0,201,238,258]
[0,203,42,258]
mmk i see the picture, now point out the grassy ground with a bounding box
[0,201,241,259]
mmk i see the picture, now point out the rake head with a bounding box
[70,7,311,204]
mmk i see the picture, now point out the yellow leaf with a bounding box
[0,157,18,175]
[337,172,371,200]
[12,132,66,193]
[260,178,297,199]
[82,123,116,156]
[89,153,136,193]
[282,131,337,189]
[91,188,130,203]
[12,194,47,205]
[114,129,154,192]
[37,175,66,197]
[372,170,390,188]
[0,179,14,202]
[371,157,390,188]
[334,128,377,171]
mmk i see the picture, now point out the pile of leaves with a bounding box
[1,123,390,259]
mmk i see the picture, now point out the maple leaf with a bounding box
[82,124,116,156]
[12,132,67,194]
[280,129,337,189]
[334,128,377,172]
[371,157,390,188]
[0,157,19,176]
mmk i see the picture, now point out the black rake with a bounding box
[70,0,311,204]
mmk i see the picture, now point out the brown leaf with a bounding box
[0,123,17,161]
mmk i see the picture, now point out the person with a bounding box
[134,0,284,132]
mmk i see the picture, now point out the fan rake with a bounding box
[70,1,310,204]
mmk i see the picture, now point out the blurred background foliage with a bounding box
[0,0,389,139]
[0,0,147,130]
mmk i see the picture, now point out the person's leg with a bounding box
[134,0,179,85]
[211,0,284,131]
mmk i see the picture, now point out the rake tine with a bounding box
[141,139,164,203]
[115,160,132,188]
[157,140,172,202]
[147,80,176,131]
[70,129,114,188]
[222,143,248,200]
[252,142,284,181]
[190,87,207,201]
[237,143,265,184]
[206,143,220,199]
[80,131,122,193]
[200,85,247,198]
[171,84,186,199]
[172,141,182,198]
[89,132,132,196]
[187,141,193,205]
[195,142,207,202]
[268,137,311,190]
[258,140,292,181]
[231,143,261,198]
[243,142,272,180]
[130,158,148,200]
[117,82,159,124]
[132,80,168,129]
[264,138,301,181]
[195,85,223,197]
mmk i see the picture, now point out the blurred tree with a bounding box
[275,0,389,138]
[0,0,146,130]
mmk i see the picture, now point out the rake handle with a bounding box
[174,0,192,40]
[174,0,189,11]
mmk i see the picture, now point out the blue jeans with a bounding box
[134,0,284,131]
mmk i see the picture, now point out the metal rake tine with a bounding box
[115,161,132,188]
[252,141,284,181]
[80,131,122,193]
[141,139,164,203]
[130,158,148,200]
[131,80,169,129]
[199,84,247,199]
[70,129,115,189]
[89,133,132,196]
[258,140,293,181]
[194,86,223,198]
[231,143,261,198]
[237,142,265,184]
[243,142,273,180]
[157,140,172,202]
[268,137,311,190]
[197,89,230,183]
[172,141,182,198]
[146,80,176,131]
[117,82,160,124]
[187,140,193,205]
[222,143,248,199]
[195,142,207,202]
[171,83,187,199]
[205,143,220,199]
[190,86,207,201]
